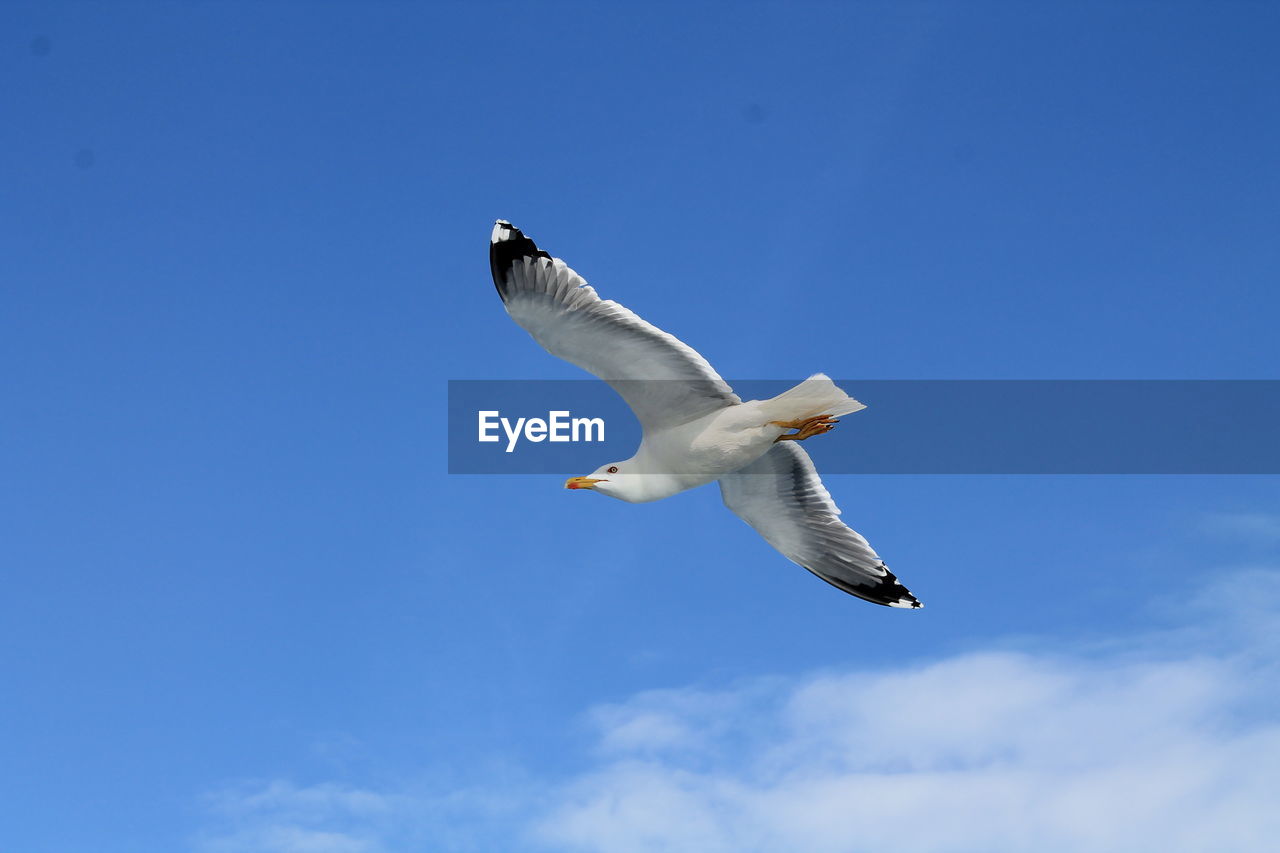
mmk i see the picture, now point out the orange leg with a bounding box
[771,414,839,442]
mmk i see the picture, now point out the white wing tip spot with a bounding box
[491,220,513,243]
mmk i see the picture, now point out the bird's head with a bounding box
[565,461,643,502]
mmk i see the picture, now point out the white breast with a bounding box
[639,401,782,491]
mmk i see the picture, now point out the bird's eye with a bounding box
[607,466,618,474]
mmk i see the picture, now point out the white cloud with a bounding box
[194,571,1280,853]
[208,780,397,822]
[536,574,1280,853]
[193,776,533,853]
[196,781,396,853]
[209,825,376,853]
[538,653,1280,853]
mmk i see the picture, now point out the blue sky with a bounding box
[3,2,1279,851]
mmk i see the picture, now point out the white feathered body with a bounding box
[631,374,865,499]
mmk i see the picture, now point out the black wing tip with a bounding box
[881,564,923,609]
[489,219,550,302]
[877,561,923,609]
[809,561,924,609]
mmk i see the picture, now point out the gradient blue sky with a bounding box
[3,3,1280,852]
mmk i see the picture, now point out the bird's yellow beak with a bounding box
[565,476,605,490]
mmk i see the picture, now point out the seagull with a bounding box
[489,220,922,609]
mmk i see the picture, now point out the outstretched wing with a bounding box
[490,220,739,431]
[719,442,922,608]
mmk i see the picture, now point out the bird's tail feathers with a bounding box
[760,373,866,421]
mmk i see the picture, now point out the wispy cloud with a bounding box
[536,569,1280,853]
[196,781,396,853]
[539,654,1279,852]
[200,824,377,853]
[194,570,1280,853]
[193,777,536,853]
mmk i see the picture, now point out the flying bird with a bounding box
[488,220,921,608]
